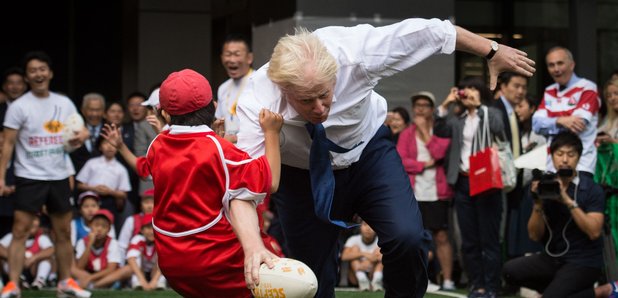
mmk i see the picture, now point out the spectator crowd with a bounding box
[0,23,617,298]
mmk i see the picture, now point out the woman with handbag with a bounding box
[434,76,505,298]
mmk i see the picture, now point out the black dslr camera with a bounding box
[532,168,575,200]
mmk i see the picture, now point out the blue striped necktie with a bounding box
[305,122,360,228]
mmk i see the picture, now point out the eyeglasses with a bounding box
[413,103,433,108]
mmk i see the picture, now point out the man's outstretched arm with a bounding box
[454,26,536,90]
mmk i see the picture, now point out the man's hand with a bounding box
[530,180,539,195]
[68,130,87,148]
[146,115,163,133]
[557,116,586,133]
[488,45,536,90]
[243,247,278,289]
[259,109,283,134]
[556,178,573,206]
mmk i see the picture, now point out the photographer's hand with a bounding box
[528,180,546,242]
[556,178,575,207]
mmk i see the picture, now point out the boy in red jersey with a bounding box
[102,69,283,297]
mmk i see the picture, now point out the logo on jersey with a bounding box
[43,105,64,133]
[567,97,577,106]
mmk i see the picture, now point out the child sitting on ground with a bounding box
[70,191,116,247]
[117,188,154,258]
[127,213,165,290]
[341,220,383,292]
[71,209,122,288]
[0,216,54,290]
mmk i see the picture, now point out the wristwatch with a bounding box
[485,41,499,60]
[568,200,579,210]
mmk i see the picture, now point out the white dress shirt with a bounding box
[237,18,457,169]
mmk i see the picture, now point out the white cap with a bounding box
[410,91,436,106]
[142,88,160,109]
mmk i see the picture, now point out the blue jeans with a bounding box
[274,125,431,298]
[453,174,503,292]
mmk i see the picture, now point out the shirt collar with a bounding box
[168,125,213,135]
[560,73,580,90]
[499,96,515,115]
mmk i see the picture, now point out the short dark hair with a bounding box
[169,101,216,127]
[498,71,527,87]
[391,106,410,125]
[223,33,252,52]
[2,67,25,84]
[549,131,583,157]
[22,51,53,71]
[126,91,147,102]
[458,76,493,106]
[105,101,126,114]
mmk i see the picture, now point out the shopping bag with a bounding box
[496,138,517,193]
[469,106,504,196]
[469,146,504,196]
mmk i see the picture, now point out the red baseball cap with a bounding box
[93,209,114,224]
[159,69,213,116]
[142,188,155,198]
[141,213,153,228]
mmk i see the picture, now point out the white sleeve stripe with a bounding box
[208,134,236,223]
[152,210,223,238]
[207,135,230,191]
[145,133,162,157]
[228,188,267,201]
[225,158,255,166]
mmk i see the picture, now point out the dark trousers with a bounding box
[453,175,502,292]
[274,125,431,298]
[503,253,600,298]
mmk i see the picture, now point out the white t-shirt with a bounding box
[76,156,132,192]
[414,136,438,202]
[75,237,122,271]
[4,91,78,180]
[344,234,379,254]
[70,217,117,247]
[216,69,254,136]
[118,215,137,257]
[126,234,157,272]
[0,233,53,252]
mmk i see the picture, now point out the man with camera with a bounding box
[502,131,604,298]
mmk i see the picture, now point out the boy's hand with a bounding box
[259,109,283,134]
[101,124,123,148]
[87,232,97,247]
[212,118,225,137]
[244,247,278,290]
[93,185,112,196]
[24,256,35,268]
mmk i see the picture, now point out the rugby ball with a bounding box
[62,113,85,152]
[252,258,318,298]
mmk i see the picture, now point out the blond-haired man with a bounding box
[237,19,535,297]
